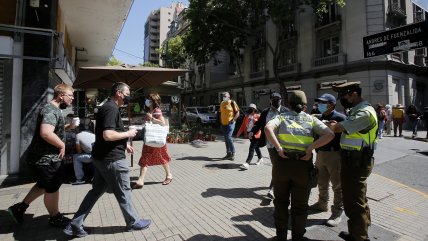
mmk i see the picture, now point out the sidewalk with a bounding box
[0,131,427,241]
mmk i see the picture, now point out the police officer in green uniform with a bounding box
[265,91,334,241]
[328,82,378,241]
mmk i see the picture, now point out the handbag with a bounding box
[144,123,169,147]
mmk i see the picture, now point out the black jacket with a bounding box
[251,105,289,148]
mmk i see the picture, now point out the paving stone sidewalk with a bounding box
[0,132,427,241]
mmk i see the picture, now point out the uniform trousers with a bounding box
[270,149,312,239]
[341,150,374,241]
[315,150,343,211]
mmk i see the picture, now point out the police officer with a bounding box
[265,90,334,241]
[328,82,378,241]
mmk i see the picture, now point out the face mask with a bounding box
[340,98,353,109]
[247,109,254,114]
[271,99,281,109]
[318,103,328,113]
[59,102,68,109]
[122,95,131,105]
[222,97,228,102]
[145,99,152,107]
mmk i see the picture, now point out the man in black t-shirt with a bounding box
[64,83,151,237]
[309,93,346,227]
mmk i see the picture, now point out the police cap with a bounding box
[332,82,361,95]
[288,90,307,105]
[270,92,282,99]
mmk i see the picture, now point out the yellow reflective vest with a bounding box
[277,112,315,151]
[340,105,378,151]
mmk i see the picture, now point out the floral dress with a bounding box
[139,108,171,167]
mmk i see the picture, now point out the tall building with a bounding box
[144,2,185,66]
[179,0,428,114]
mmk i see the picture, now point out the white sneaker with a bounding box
[255,158,264,165]
[266,190,274,200]
[326,210,343,227]
[240,163,249,170]
[71,179,85,185]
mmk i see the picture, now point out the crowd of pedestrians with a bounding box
[6,81,427,241]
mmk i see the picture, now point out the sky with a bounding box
[112,0,189,65]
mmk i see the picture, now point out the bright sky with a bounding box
[113,0,189,65]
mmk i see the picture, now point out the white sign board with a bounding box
[412,0,428,12]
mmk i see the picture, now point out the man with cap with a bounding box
[249,92,289,199]
[219,92,240,160]
[265,90,334,241]
[328,82,378,241]
[309,93,346,227]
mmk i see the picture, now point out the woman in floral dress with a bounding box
[133,93,172,189]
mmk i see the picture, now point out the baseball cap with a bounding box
[315,93,336,104]
[270,92,282,99]
[249,103,257,109]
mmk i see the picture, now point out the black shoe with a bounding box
[339,231,355,241]
[222,153,232,160]
[229,153,235,161]
[48,213,71,228]
[8,203,25,223]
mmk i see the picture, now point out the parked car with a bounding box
[184,107,217,124]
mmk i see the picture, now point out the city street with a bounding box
[0,131,427,241]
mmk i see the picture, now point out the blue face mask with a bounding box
[318,103,328,113]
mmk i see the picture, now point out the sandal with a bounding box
[162,177,173,185]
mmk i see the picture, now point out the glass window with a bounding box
[252,49,265,72]
[322,36,340,57]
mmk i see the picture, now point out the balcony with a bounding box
[315,15,341,29]
[313,54,346,67]
[250,70,268,80]
[388,3,406,19]
[278,63,300,74]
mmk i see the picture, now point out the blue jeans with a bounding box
[70,159,140,229]
[378,121,385,138]
[409,118,418,135]
[221,122,236,154]
[73,153,92,181]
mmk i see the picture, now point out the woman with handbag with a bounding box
[132,93,172,189]
[236,104,263,170]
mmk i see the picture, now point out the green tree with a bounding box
[184,0,345,102]
[159,35,188,68]
[139,62,160,67]
[107,56,124,66]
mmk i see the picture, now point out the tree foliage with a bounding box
[139,62,159,67]
[184,0,346,96]
[159,35,188,68]
[107,56,123,66]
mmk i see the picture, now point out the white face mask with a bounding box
[222,97,228,102]
[145,99,151,107]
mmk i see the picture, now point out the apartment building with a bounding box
[144,2,185,66]
[178,0,427,113]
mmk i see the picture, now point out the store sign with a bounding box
[363,21,428,58]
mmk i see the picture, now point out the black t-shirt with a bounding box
[91,99,127,161]
[316,110,346,151]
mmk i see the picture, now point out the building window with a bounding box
[413,4,425,22]
[321,36,340,57]
[317,2,340,26]
[279,44,296,66]
[252,49,265,73]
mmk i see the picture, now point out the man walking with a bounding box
[309,93,346,227]
[329,82,378,241]
[249,92,288,199]
[64,82,151,237]
[219,92,240,160]
[8,84,77,227]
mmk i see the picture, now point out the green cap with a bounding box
[332,82,360,94]
[288,90,307,105]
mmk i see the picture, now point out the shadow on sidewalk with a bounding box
[201,186,267,199]
[204,163,243,169]
[175,156,218,162]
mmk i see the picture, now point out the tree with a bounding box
[184,0,345,103]
[159,35,188,69]
[139,62,160,67]
[107,56,123,66]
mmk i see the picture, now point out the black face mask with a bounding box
[123,95,131,105]
[271,99,281,109]
[59,102,68,109]
[340,98,353,109]
[247,109,254,114]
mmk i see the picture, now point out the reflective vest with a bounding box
[277,112,315,151]
[340,105,378,151]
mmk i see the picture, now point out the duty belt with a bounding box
[284,150,306,160]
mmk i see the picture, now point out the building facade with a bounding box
[176,0,427,114]
[144,2,185,66]
[0,0,132,175]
